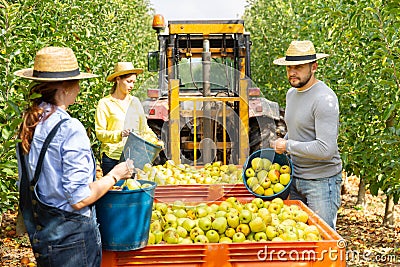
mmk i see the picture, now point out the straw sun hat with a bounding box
[14,47,98,81]
[273,40,329,66]
[106,62,143,82]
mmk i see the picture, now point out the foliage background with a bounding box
[1,0,399,213]
[245,0,400,205]
[0,0,156,212]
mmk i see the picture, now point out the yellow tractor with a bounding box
[142,15,285,166]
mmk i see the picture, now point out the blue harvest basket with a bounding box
[119,131,162,170]
[242,148,293,200]
[95,180,156,251]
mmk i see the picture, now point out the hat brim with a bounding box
[106,69,144,82]
[273,53,329,66]
[14,68,98,81]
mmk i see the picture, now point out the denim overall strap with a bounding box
[19,119,102,267]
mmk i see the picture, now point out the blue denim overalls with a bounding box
[18,119,102,267]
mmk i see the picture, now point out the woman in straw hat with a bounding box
[95,62,161,175]
[271,40,342,230]
[15,47,133,267]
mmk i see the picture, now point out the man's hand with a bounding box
[270,138,287,154]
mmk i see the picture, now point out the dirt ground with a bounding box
[1,175,399,267]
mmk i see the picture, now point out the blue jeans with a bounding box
[289,172,342,230]
[101,153,119,176]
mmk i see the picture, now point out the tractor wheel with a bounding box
[249,116,276,154]
[147,120,168,165]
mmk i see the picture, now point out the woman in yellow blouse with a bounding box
[95,62,159,175]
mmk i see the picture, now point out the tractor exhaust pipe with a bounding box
[202,39,213,163]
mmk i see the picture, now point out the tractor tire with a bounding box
[249,116,277,154]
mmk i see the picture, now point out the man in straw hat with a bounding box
[95,62,162,176]
[15,47,133,266]
[271,40,342,230]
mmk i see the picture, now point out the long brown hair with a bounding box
[18,82,60,154]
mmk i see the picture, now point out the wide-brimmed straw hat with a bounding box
[14,47,98,81]
[106,62,143,82]
[273,40,329,66]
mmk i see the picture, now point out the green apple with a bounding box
[304,225,320,236]
[257,170,268,183]
[219,236,233,243]
[172,200,185,210]
[179,237,193,244]
[163,228,179,244]
[218,201,232,212]
[151,210,162,221]
[239,209,252,224]
[272,197,284,207]
[236,223,250,236]
[268,203,281,214]
[194,234,209,243]
[296,221,308,231]
[206,229,220,243]
[227,213,240,229]
[174,208,187,218]
[293,210,309,223]
[190,227,204,240]
[270,163,281,171]
[305,232,320,241]
[212,217,228,234]
[150,220,162,232]
[228,208,239,216]
[266,225,278,240]
[209,203,220,213]
[273,183,285,194]
[280,165,291,174]
[261,179,272,189]
[153,230,163,244]
[163,213,178,229]
[246,176,258,188]
[177,217,186,227]
[267,169,280,183]
[148,232,156,245]
[226,196,239,205]
[258,207,272,225]
[247,231,255,241]
[252,184,264,195]
[261,158,272,170]
[176,225,188,238]
[254,231,267,242]
[251,157,263,171]
[279,173,291,185]
[155,202,168,215]
[245,167,256,178]
[225,227,236,238]
[251,198,264,209]
[198,217,212,231]
[245,202,258,213]
[232,232,246,242]
[249,217,266,232]
[182,218,196,232]
[264,188,274,196]
[195,206,208,218]
[215,210,227,218]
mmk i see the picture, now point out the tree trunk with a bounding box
[383,194,395,226]
[356,176,366,207]
[340,171,348,195]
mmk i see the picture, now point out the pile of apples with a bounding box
[148,197,322,245]
[136,160,243,185]
[244,157,291,197]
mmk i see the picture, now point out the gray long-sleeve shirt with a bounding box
[285,81,342,179]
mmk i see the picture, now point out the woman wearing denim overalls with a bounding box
[15,47,134,267]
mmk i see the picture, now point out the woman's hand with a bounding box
[109,159,135,181]
[121,129,131,137]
